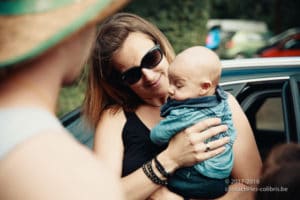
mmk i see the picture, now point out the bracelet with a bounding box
[142,160,168,186]
[142,160,167,186]
[154,156,170,178]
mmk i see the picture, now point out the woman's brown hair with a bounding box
[83,13,175,128]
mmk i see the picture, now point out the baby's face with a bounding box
[167,46,221,101]
[168,62,204,101]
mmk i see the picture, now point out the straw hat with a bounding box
[0,0,130,68]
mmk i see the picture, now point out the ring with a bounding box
[205,143,211,152]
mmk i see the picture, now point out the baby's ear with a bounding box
[200,81,212,90]
[199,81,212,96]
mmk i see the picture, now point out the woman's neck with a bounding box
[143,95,168,107]
[136,103,163,130]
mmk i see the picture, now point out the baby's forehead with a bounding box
[170,54,205,72]
[173,48,221,71]
[169,59,202,80]
[177,46,220,62]
[169,58,188,73]
[168,62,183,77]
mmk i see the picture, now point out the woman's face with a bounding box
[114,32,170,101]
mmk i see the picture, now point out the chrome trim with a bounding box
[221,57,300,69]
[220,76,290,86]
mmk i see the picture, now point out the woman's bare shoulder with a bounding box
[226,92,239,105]
[100,107,126,123]
[96,107,127,139]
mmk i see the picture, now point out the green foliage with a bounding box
[123,0,210,53]
[57,73,86,117]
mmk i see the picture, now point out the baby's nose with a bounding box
[168,86,175,96]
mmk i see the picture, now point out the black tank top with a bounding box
[121,111,167,177]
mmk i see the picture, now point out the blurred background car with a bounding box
[257,27,300,57]
[267,27,300,46]
[222,30,271,59]
[206,19,272,59]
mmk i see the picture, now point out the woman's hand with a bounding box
[147,187,183,200]
[157,118,230,173]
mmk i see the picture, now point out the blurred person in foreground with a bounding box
[0,0,127,199]
[256,143,300,200]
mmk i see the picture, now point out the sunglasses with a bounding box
[121,44,163,85]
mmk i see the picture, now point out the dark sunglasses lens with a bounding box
[141,48,162,69]
[122,67,142,85]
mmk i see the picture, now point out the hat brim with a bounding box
[0,0,130,68]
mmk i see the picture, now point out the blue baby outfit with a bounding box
[150,86,236,199]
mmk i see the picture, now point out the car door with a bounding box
[282,74,300,142]
[222,74,300,160]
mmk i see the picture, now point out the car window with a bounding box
[284,39,300,49]
[256,97,284,131]
[246,32,264,41]
[237,81,288,160]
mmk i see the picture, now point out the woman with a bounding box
[84,13,262,200]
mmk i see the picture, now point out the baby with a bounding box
[150,46,236,199]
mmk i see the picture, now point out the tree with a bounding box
[123,0,210,53]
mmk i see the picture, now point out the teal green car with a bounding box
[61,57,300,160]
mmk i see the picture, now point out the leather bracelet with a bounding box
[154,156,170,178]
[142,160,168,186]
[145,160,168,186]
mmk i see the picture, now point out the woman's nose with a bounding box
[141,68,156,81]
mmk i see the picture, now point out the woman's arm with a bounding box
[93,109,125,175]
[228,94,262,183]
[94,109,229,200]
[147,187,183,200]
[94,109,162,199]
[216,94,262,200]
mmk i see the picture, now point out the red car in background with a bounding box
[259,32,300,57]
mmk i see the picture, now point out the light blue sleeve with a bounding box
[150,108,209,145]
[194,100,236,179]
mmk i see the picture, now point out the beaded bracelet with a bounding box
[142,160,168,186]
[145,160,168,186]
[154,156,170,178]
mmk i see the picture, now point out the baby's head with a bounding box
[168,46,222,101]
